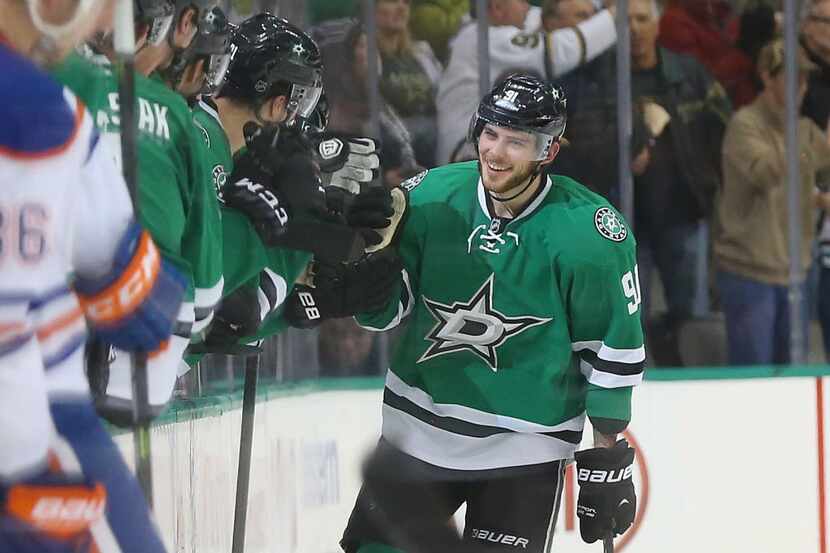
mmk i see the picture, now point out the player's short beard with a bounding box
[483,160,540,201]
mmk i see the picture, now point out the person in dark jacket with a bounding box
[554,0,732,365]
[802,0,830,360]
[802,0,830,131]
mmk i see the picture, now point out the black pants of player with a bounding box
[341,440,566,553]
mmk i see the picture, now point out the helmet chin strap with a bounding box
[483,161,543,204]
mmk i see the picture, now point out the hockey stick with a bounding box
[603,535,614,553]
[231,347,261,553]
[114,0,154,507]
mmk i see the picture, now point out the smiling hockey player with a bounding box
[341,74,644,553]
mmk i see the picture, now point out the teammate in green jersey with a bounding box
[187,14,402,352]
[52,0,225,425]
[161,4,233,102]
[341,75,645,553]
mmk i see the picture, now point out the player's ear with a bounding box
[177,58,205,93]
[261,95,288,125]
[173,6,198,49]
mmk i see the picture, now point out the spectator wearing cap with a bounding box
[715,39,830,365]
[375,0,443,169]
[435,0,618,164]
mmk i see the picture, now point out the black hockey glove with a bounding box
[241,121,311,175]
[310,133,381,192]
[574,439,637,544]
[283,249,403,328]
[224,123,329,246]
[324,185,394,232]
[202,285,262,348]
[223,151,291,245]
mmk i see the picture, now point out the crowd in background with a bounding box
[196,0,830,393]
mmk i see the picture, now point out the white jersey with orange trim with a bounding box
[0,42,132,479]
[435,6,617,164]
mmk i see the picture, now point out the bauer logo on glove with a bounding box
[573,439,637,543]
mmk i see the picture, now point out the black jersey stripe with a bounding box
[383,387,583,444]
[577,348,644,376]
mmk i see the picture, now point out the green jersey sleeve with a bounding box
[561,205,645,427]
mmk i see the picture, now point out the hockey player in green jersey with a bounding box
[160,4,233,102]
[341,75,645,553]
[52,0,225,425]
[190,14,403,350]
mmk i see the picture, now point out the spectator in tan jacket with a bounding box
[714,39,830,365]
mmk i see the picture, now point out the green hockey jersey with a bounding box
[53,53,223,338]
[357,161,645,471]
[191,98,311,341]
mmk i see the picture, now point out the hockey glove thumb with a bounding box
[365,187,409,253]
[574,439,636,543]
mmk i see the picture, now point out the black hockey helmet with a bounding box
[468,74,567,161]
[164,6,234,94]
[135,0,175,46]
[220,13,323,123]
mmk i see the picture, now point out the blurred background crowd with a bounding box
[187,0,830,395]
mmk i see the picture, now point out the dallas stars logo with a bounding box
[594,207,627,242]
[419,275,551,371]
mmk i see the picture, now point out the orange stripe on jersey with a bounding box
[0,321,27,339]
[149,339,169,359]
[6,482,107,539]
[35,307,84,341]
[78,231,161,325]
[0,96,85,160]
